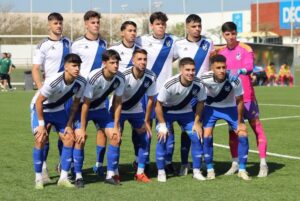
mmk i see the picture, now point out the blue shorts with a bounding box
[30,107,67,134]
[120,112,145,130]
[74,108,114,130]
[161,112,195,132]
[141,94,157,120]
[202,105,238,130]
[244,101,260,120]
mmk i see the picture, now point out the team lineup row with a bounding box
[31,10,268,189]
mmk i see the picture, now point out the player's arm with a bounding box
[35,94,48,143]
[236,95,246,134]
[32,64,43,89]
[193,100,204,139]
[237,47,255,76]
[65,97,81,136]
[155,100,168,142]
[112,95,122,138]
[144,95,154,136]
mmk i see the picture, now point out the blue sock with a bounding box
[146,135,151,164]
[33,147,43,173]
[188,131,202,169]
[238,136,249,170]
[73,148,84,173]
[181,131,191,165]
[96,145,106,164]
[60,146,73,171]
[132,130,139,160]
[165,132,174,164]
[137,132,149,166]
[203,136,214,170]
[42,142,49,163]
[57,139,63,156]
[156,140,166,170]
[107,145,120,171]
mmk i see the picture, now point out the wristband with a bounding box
[156,123,168,134]
[38,120,45,127]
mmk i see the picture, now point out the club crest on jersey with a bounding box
[101,44,106,49]
[144,81,150,88]
[127,84,131,88]
[184,47,188,51]
[51,46,55,50]
[113,82,120,89]
[85,45,89,49]
[225,86,231,92]
[73,86,79,93]
[236,52,241,60]
[202,44,208,51]
[120,52,124,55]
[192,89,199,96]
[166,39,171,47]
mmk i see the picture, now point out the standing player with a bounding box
[74,50,125,186]
[71,10,108,176]
[173,14,215,176]
[201,54,251,181]
[109,21,138,72]
[31,12,71,181]
[119,49,156,182]
[30,53,86,189]
[218,22,268,177]
[155,57,206,182]
[136,11,178,174]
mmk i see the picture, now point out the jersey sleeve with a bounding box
[242,46,254,73]
[173,41,179,60]
[83,79,95,100]
[75,82,86,99]
[114,78,125,97]
[233,78,244,97]
[157,86,168,103]
[33,44,46,65]
[39,79,55,98]
[146,78,157,97]
[196,84,207,102]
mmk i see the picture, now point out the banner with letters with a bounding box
[280,1,300,29]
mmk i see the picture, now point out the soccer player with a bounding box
[30,53,86,189]
[0,53,11,91]
[265,62,277,86]
[218,21,268,177]
[109,21,138,72]
[136,11,178,174]
[71,10,108,176]
[155,57,206,182]
[201,54,251,181]
[278,62,293,87]
[119,49,156,182]
[173,14,215,176]
[31,12,71,180]
[74,50,125,186]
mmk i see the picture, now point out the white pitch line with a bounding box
[260,103,300,108]
[213,115,300,160]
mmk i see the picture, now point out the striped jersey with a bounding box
[173,36,214,77]
[136,34,177,90]
[31,72,86,112]
[72,36,107,79]
[121,67,157,113]
[33,36,71,79]
[157,74,206,114]
[84,68,125,110]
[201,71,243,108]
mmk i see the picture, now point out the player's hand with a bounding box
[110,127,121,143]
[64,126,74,135]
[237,123,247,135]
[156,123,168,143]
[237,68,247,75]
[192,122,203,140]
[35,126,48,143]
[144,120,152,137]
[75,128,87,144]
[226,70,239,82]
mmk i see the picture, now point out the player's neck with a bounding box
[213,75,225,83]
[152,33,165,39]
[102,68,114,81]
[227,41,238,50]
[179,75,192,87]
[132,67,144,80]
[187,35,201,42]
[48,33,62,41]
[85,32,99,41]
[122,40,134,48]
[63,72,75,85]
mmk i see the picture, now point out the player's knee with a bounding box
[61,133,74,147]
[237,129,248,137]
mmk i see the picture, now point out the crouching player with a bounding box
[155,57,206,182]
[74,50,125,186]
[30,53,86,189]
[119,49,156,182]
[201,54,251,180]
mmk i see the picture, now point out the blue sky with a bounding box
[0,0,281,14]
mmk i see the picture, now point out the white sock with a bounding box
[114,169,119,175]
[35,173,42,182]
[76,173,83,180]
[96,162,103,167]
[59,170,68,180]
[106,170,114,179]
[232,158,239,165]
[207,168,214,172]
[193,168,200,174]
[137,167,144,175]
[42,161,47,170]
[260,158,267,166]
[158,169,166,175]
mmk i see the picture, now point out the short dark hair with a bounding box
[64,53,82,64]
[186,14,201,24]
[120,21,137,31]
[179,57,195,68]
[270,62,275,66]
[84,10,101,21]
[102,50,121,62]
[210,54,226,64]
[48,12,63,21]
[150,11,168,24]
[133,48,147,57]
[221,21,237,33]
